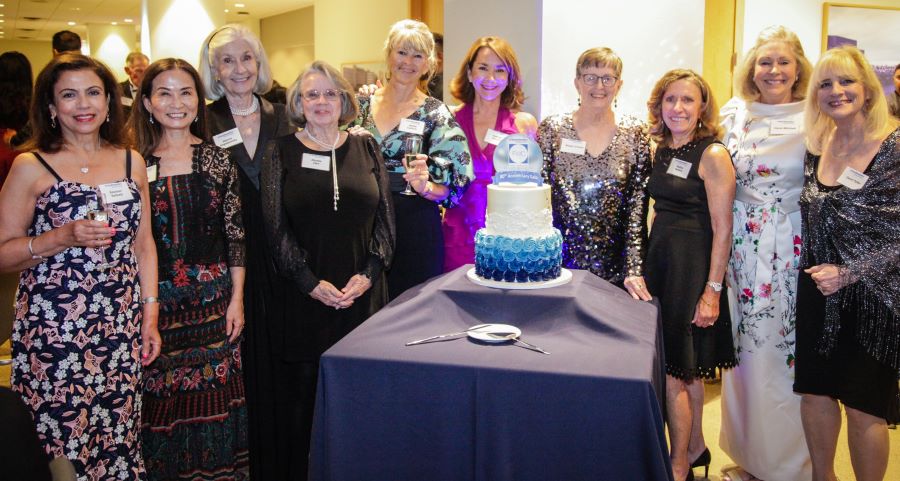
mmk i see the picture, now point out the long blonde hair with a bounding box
[804,46,898,155]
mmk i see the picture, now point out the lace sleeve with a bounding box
[623,122,652,277]
[361,137,396,279]
[425,102,473,208]
[208,146,246,267]
[260,139,319,293]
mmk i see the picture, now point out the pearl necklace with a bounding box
[229,96,260,116]
[305,129,341,211]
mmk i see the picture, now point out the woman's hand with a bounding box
[140,321,162,366]
[60,219,115,248]
[691,291,719,328]
[805,264,855,296]
[225,297,245,343]
[310,280,346,308]
[357,81,382,97]
[402,153,430,193]
[347,125,373,138]
[335,274,372,308]
[624,276,652,301]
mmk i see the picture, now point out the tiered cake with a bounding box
[470,134,563,284]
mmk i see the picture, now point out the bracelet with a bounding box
[28,236,45,261]
[142,296,159,304]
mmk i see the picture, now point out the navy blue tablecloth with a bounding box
[309,267,673,481]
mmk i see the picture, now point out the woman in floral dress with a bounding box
[0,54,160,479]
[718,27,813,481]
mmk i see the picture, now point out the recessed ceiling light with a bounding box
[235,3,245,7]
[224,9,229,12]
[68,21,76,26]
[124,18,133,23]
[111,21,118,25]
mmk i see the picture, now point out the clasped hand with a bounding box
[310,274,372,309]
[805,263,854,296]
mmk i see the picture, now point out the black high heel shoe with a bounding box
[690,448,711,479]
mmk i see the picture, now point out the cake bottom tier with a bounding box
[473,229,563,283]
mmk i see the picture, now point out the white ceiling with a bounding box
[0,0,313,41]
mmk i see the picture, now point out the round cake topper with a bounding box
[493,134,543,185]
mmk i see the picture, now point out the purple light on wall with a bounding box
[827,35,859,51]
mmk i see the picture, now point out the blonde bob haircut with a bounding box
[286,60,359,128]
[383,19,436,90]
[647,69,721,145]
[199,24,273,101]
[805,45,898,155]
[450,36,525,109]
[733,25,812,102]
[575,47,623,78]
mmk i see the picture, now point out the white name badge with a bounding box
[666,158,692,179]
[836,166,869,190]
[301,153,331,172]
[213,128,243,149]
[146,164,158,183]
[399,118,426,135]
[769,118,799,135]
[484,129,508,146]
[98,181,134,204]
[560,138,587,155]
[121,96,134,107]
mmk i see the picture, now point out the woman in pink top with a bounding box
[443,36,538,271]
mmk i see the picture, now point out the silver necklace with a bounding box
[229,96,260,116]
[305,129,341,211]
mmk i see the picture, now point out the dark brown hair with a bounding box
[0,51,33,130]
[130,58,208,158]
[449,36,525,109]
[646,69,721,145]
[24,53,128,153]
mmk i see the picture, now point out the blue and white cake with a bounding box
[474,184,563,282]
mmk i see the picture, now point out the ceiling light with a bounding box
[224,9,229,12]
[235,3,245,7]
[111,21,118,25]
[67,21,76,26]
[124,18,133,23]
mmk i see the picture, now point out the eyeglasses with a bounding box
[301,89,342,101]
[579,74,618,87]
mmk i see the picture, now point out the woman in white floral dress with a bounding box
[719,27,812,481]
[718,27,813,481]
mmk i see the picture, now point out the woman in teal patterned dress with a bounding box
[354,19,472,300]
[130,58,248,480]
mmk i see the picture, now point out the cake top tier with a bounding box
[493,134,543,186]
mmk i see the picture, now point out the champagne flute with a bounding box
[87,191,112,270]
[401,135,423,196]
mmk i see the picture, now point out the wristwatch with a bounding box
[706,281,723,292]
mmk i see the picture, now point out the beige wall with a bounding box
[86,24,138,83]
[0,39,53,79]
[313,0,409,71]
[260,6,315,88]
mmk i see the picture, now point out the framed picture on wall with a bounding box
[822,3,900,96]
[341,61,387,91]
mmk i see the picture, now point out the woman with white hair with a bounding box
[199,24,295,480]
[354,19,472,300]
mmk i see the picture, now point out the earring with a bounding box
[614,97,618,109]
[149,114,154,125]
[50,115,57,128]
[698,120,703,130]
[194,116,199,123]
[106,112,110,123]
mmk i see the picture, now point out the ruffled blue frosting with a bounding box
[473,229,563,282]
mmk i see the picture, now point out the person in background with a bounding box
[51,30,81,56]
[354,19,472,300]
[427,32,444,100]
[119,52,149,116]
[794,45,899,481]
[199,23,295,480]
[541,47,651,287]
[131,58,248,480]
[260,60,395,481]
[633,69,736,481]
[888,64,899,120]
[0,51,32,187]
[0,52,160,480]
[262,79,288,105]
[718,25,814,481]
[443,36,537,272]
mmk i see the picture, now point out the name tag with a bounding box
[769,118,799,135]
[121,96,134,107]
[560,138,587,155]
[484,129,508,146]
[666,158,692,179]
[836,166,868,190]
[146,164,158,182]
[301,153,331,172]
[399,118,426,135]
[98,181,134,204]
[213,128,243,149]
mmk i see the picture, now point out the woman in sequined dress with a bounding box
[442,36,537,272]
[794,46,900,481]
[632,69,736,481]
[538,48,651,287]
[718,26,814,481]
[0,53,160,479]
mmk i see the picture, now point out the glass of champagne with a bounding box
[401,135,423,196]
[87,191,112,270]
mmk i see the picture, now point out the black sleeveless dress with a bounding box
[645,137,736,380]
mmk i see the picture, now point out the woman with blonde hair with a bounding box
[794,45,899,481]
[718,25,814,481]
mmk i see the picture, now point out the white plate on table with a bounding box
[467,324,521,343]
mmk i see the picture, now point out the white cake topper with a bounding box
[493,134,543,185]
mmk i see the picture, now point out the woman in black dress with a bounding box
[632,69,736,481]
[198,24,295,480]
[260,61,395,480]
[795,46,900,481]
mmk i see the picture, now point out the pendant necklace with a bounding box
[305,129,341,211]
